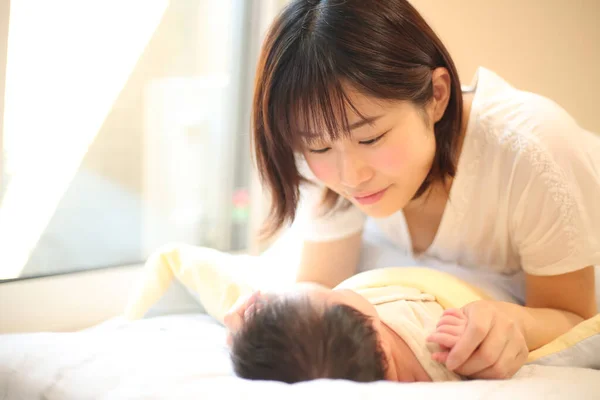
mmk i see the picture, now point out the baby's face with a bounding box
[287,286,432,382]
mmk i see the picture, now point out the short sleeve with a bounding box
[293,157,366,242]
[509,125,600,276]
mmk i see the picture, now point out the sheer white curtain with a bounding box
[0,0,274,280]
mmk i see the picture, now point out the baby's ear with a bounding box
[371,316,383,330]
[371,316,387,344]
[374,321,394,379]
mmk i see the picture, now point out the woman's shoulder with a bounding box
[463,69,600,275]
[461,67,599,225]
[468,67,599,169]
[471,87,599,200]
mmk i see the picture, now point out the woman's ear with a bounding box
[429,67,451,123]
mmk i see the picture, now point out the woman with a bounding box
[226,0,599,380]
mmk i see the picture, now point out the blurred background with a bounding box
[0,0,597,282]
[0,0,288,281]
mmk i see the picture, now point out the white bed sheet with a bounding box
[1,314,599,400]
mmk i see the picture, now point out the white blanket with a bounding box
[1,314,599,400]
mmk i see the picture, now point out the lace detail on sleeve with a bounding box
[479,115,583,261]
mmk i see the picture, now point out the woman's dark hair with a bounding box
[230,296,388,383]
[252,0,463,238]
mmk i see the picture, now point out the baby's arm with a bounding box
[427,308,468,364]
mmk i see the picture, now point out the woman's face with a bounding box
[300,89,438,218]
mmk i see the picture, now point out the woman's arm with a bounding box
[296,231,363,288]
[503,266,597,350]
[429,266,597,378]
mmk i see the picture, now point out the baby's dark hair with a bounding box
[229,296,388,383]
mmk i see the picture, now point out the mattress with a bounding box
[2,221,599,399]
[0,314,599,400]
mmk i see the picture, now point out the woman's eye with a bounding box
[308,147,331,154]
[359,131,388,145]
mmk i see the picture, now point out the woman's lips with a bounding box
[353,187,389,205]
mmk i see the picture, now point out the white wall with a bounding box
[0,265,143,333]
[411,0,600,133]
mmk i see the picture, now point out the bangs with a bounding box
[269,45,366,151]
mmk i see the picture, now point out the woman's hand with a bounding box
[427,300,529,379]
[223,290,264,347]
[223,281,327,346]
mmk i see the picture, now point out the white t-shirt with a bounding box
[295,66,600,277]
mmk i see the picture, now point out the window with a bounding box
[0,0,256,281]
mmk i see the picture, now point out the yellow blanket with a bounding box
[123,244,600,366]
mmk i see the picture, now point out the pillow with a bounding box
[124,243,268,323]
[526,314,600,369]
[143,279,206,318]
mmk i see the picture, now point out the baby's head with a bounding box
[229,290,388,383]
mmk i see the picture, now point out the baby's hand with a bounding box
[426,308,468,364]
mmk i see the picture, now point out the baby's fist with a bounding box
[427,308,468,363]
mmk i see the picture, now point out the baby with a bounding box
[229,284,467,383]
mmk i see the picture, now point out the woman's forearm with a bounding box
[493,301,584,351]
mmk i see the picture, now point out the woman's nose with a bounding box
[338,151,372,189]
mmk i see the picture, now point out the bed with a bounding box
[1,222,599,399]
[1,313,599,400]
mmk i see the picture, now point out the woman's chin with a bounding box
[357,201,404,219]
